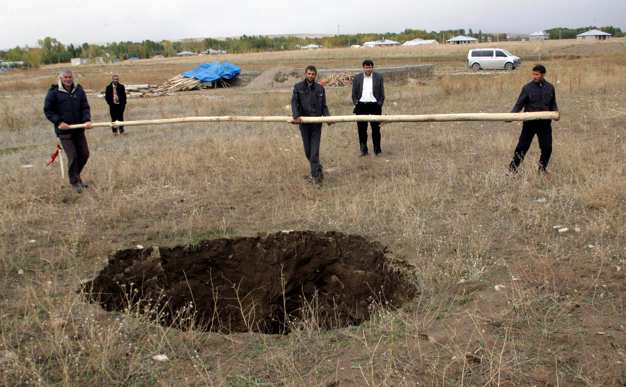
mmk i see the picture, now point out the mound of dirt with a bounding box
[83,231,416,334]
[246,67,303,89]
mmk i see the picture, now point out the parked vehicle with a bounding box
[467,48,521,70]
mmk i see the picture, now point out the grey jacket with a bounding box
[352,72,385,106]
[291,80,330,119]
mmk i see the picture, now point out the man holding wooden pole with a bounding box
[507,64,560,174]
[105,75,127,135]
[352,60,385,156]
[44,68,93,193]
[291,66,334,186]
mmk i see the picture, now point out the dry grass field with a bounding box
[1,38,625,386]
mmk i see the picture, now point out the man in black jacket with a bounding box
[291,66,334,186]
[352,60,385,156]
[105,75,127,135]
[508,64,560,173]
[44,68,93,193]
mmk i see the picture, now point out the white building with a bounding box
[402,38,439,46]
[529,31,549,41]
[176,51,196,56]
[71,58,88,66]
[446,36,478,44]
[363,38,400,47]
[201,49,227,55]
[300,44,323,50]
[576,29,612,41]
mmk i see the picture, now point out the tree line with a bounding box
[1,26,623,68]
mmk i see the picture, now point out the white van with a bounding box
[467,48,521,70]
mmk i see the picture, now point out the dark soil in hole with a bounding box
[83,231,416,334]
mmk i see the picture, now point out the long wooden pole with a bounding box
[69,112,559,129]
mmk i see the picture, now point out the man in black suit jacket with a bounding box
[105,75,127,135]
[352,60,385,156]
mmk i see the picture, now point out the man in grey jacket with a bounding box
[507,64,560,173]
[352,60,385,156]
[291,66,334,186]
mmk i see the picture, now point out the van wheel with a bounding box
[472,63,481,71]
[504,63,513,70]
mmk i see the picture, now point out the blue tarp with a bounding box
[182,62,241,83]
[0,69,4,73]
[129,57,139,60]
[114,59,121,63]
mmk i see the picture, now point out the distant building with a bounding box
[350,44,362,49]
[529,31,549,41]
[576,29,612,41]
[363,38,400,47]
[300,44,323,50]
[446,36,478,44]
[201,49,227,55]
[152,55,165,59]
[177,51,196,56]
[71,58,88,66]
[402,38,439,46]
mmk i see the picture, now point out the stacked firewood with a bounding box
[319,72,357,87]
[152,75,203,95]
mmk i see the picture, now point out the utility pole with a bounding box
[338,25,340,37]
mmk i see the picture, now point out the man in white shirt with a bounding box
[351,60,385,156]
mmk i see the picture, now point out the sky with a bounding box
[1,0,625,50]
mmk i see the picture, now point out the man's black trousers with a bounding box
[59,132,90,185]
[299,123,323,178]
[354,102,382,154]
[509,120,553,172]
[109,104,125,133]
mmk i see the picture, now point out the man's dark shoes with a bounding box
[359,151,368,157]
[317,171,324,182]
[73,183,83,193]
[79,181,88,188]
[310,176,320,187]
[375,151,382,156]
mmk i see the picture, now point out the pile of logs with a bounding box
[319,72,356,87]
[152,74,203,94]
[96,70,231,99]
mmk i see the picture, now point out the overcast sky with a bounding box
[1,0,624,49]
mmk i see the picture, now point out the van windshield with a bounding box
[502,50,513,56]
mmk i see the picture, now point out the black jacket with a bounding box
[105,83,127,106]
[43,81,91,136]
[291,80,330,119]
[352,72,385,106]
[511,80,558,114]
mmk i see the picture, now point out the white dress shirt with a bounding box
[359,73,377,103]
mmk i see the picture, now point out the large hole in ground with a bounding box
[83,231,416,334]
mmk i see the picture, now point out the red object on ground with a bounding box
[46,144,62,166]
